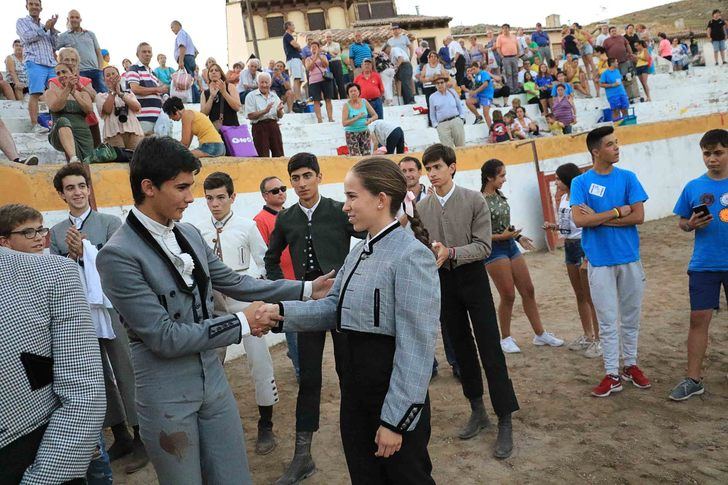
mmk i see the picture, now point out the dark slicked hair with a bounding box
[53,162,89,193]
[204,172,235,196]
[699,129,728,149]
[288,152,320,175]
[259,176,281,193]
[422,143,456,167]
[586,126,615,157]
[129,136,201,204]
[398,156,422,171]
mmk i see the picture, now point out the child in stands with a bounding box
[489,110,511,143]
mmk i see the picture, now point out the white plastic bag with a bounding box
[170,69,194,102]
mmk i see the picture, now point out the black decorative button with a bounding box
[170,290,176,297]
[174,312,181,319]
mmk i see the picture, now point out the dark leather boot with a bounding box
[255,424,277,455]
[107,424,134,461]
[123,436,149,474]
[494,413,514,459]
[458,398,491,440]
[275,432,316,484]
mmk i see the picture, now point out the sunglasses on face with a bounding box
[265,186,287,195]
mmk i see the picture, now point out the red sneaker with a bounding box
[621,365,651,389]
[591,374,623,397]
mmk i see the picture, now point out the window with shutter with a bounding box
[357,3,371,20]
[370,1,395,19]
[307,11,326,31]
[267,16,285,38]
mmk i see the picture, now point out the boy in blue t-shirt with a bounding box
[464,64,495,126]
[668,129,728,401]
[599,58,629,120]
[570,126,650,398]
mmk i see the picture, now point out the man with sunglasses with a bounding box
[48,163,149,472]
[428,75,466,148]
[196,171,279,455]
[254,177,300,378]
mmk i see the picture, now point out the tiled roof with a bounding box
[451,24,563,36]
[353,15,452,28]
[302,26,411,45]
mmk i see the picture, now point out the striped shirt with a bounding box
[16,15,58,66]
[126,63,162,123]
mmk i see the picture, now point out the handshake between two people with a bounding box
[244,270,336,337]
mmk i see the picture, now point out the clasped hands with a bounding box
[246,270,336,337]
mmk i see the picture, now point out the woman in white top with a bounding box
[543,163,600,358]
[96,66,144,149]
[511,106,539,139]
[5,40,27,100]
[420,51,449,127]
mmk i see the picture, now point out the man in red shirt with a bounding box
[602,26,640,102]
[354,58,384,119]
[253,176,299,379]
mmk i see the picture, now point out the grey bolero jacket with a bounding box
[278,223,440,433]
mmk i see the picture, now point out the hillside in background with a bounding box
[592,0,718,33]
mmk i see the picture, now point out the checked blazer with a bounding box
[0,247,105,484]
[278,224,441,433]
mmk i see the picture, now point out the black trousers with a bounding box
[0,424,86,485]
[454,55,467,88]
[439,262,519,417]
[385,127,405,154]
[340,332,434,485]
[423,86,437,127]
[329,59,346,99]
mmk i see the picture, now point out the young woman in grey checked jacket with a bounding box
[257,157,439,484]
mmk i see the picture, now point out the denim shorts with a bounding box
[688,271,728,311]
[564,238,585,265]
[485,239,521,264]
[25,61,56,94]
[712,40,726,52]
[198,142,226,157]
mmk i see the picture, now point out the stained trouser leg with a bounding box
[460,263,519,417]
[295,331,327,432]
[198,364,252,484]
[438,267,484,400]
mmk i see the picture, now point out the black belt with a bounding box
[439,116,459,123]
[503,55,517,58]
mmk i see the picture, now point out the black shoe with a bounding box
[452,366,461,381]
[124,438,149,474]
[458,399,490,440]
[107,436,134,462]
[255,426,277,455]
[494,414,514,459]
[275,432,316,484]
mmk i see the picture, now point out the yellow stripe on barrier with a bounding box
[1,112,725,212]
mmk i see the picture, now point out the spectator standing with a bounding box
[373,48,396,105]
[445,35,467,90]
[322,33,345,99]
[707,9,726,65]
[532,23,552,61]
[438,43,452,70]
[16,0,59,133]
[245,72,285,158]
[467,36,487,65]
[429,76,466,148]
[668,129,728,401]
[623,24,640,53]
[348,32,372,77]
[658,32,672,62]
[342,82,378,156]
[170,20,199,102]
[573,23,595,81]
[153,54,175,88]
[420,51,449,125]
[127,42,166,135]
[304,40,335,124]
[283,21,304,101]
[535,62,553,114]
[600,58,629,120]
[238,58,260,103]
[162,96,226,158]
[368,119,405,154]
[570,126,651,398]
[595,25,609,47]
[602,26,639,102]
[57,10,105,93]
[0,213,105,484]
[495,24,520,92]
[253,176,299,378]
[44,62,94,163]
[354,58,384,120]
[96,66,144,149]
[201,63,241,130]
[5,40,28,100]
[387,24,415,104]
[634,41,652,101]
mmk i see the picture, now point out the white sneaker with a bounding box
[32,123,49,134]
[584,340,603,358]
[500,336,521,354]
[568,335,591,351]
[533,331,564,347]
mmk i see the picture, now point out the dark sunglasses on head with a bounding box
[266,186,287,195]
